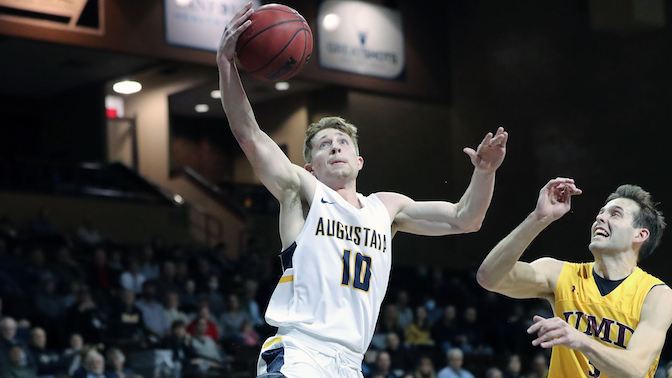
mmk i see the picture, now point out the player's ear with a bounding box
[356,156,364,170]
[304,163,315,175]
[634,227,650,244]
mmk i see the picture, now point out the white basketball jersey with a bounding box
[265,181,393,355]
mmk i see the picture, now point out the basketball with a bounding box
[236,4,313,82]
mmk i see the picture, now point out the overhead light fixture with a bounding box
[173,194,185,204]
[210,90,221,99]
[195,104,209,113]
[275,81,290,91]
[112,80,142,95]
[175,0,192,7]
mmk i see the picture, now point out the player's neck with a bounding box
[593,252,637,280]
[324,179,360,208]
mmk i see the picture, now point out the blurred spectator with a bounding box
[24,247,52,286]
[72,349,106,378]
[179,280,198,313]
[87,247,116,294]
[371,350,395,378]
[190,318,228,375]
[201,275,225,318]
[61,334,84,376]
[437,348,474,378]
[414,356,437,378]
[119,258,145,295]
[240,320,259,347]
[372,304,404,349]
[405,306,434,347]
[432,305,459,352]
[1,317,22,350]
[504,354,525,378]
[219,294,248,343]
[186,304,219,341]
[160,320,193,378]
[157,261,181,299]
[362,350,378,378]
[108,290,145,348]
[65,288,105,345]
[528,353,549,378]
[0,345,36,378]
[27,327,63,376]
[386,332,412,374]
[138,245,159,281]
[164,291,189,327]
[52,246,85,291]
[135,281,169,341]
[105,348,134,378]
[27,207,57,239]
[242,279,263,327]
[486,367,504,378]
[396,291,413,330]
[455,306,492,356]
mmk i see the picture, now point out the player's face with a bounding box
[589,198,645,254]
[306,128,363,182]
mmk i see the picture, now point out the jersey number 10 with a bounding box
[341,250,372,291]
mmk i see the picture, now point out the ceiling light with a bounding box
[173,194,185,204]
[112,80,142,95]
[275,81,290,91]
[175,0,192,6]
[323,13,340,31]
[210,90,221,99]
[195,104,209,113]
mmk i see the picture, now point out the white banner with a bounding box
[318,0,405,79]
[165,0,260,51]
[0,0,86,17]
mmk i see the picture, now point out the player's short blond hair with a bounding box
[303,116,359,163]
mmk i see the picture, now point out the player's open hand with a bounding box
[217,2,254,65]
[533,178,582,222]
[527,315,587,350]
[463,127,508,173]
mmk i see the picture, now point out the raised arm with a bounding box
[476,178,582,299]
[216,4,309,200]
[527,285,672,378]
[378,127,508,236]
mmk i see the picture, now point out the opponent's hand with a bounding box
[527,315,587,350]
[216,2,254,65]
[533,178,582,221]
[463,127,508,173]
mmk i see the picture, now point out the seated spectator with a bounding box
[503,354,524,378]
[527,353,549,378]
[405,306,434,347]
[105,348,134,378]
[242,279,263,327]
[163,291,189,327]
[190,318,228,375]
[27,327,64,376]
[65,288,106,345]
[437,348,474,378]
[395,291,414,331]
[186,303,219,342]
[486,367,503,378]
[414,356,437,378]
[370,350,395,378]
[200,275,225,318]
[135,281,169,341]
[454,306,492,356]
[108,290,145,348]
[75,219,104,246]
[119,258,145,295]
[431,305,459,352]
[386,332,412,374]
[219,294,248,343]
[61,333,85,377]
[72,349,106,378]
[159,320,193,378]
[0,344,37,378]
[240,320,259,347]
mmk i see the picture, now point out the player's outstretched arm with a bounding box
[378,127,508,236]
[476,178,581,299]
[216,3,308,200]
[528,285,672,377]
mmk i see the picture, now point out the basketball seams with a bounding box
[237,19,306,52]
[249,27,309,76]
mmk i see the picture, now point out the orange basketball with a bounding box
[235,4,313,82]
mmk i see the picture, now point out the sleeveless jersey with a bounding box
[265,180,393,355]
[549,262,665,378]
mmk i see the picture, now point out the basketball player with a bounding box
[217,4,508,378]
[477,177,672,377]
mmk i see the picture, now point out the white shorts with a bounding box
[257,327,364,378]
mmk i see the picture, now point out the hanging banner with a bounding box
[0,0,103,33]
[318,0,405,79]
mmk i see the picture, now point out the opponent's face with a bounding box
[305,128,363,183]
[589,198,649,254]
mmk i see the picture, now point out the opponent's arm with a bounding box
[528,285,672,378]
[216,4,309,200]
[476,178,581,299]
[378,127,508,235]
